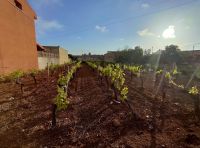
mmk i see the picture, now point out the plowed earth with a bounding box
[0,64,200,147]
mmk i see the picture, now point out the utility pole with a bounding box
[192,43,200,57]
[192,43,200,50]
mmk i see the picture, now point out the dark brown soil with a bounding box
[0,64,200,147]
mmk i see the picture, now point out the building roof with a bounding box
[37,43,46,51]
[182,50,200,52]
[43,46,60,54]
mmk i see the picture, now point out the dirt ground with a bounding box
[0,64,200,147]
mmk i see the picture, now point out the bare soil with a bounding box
[0,64,200,147]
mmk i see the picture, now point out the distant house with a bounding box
[0,0,38,74]
[181,50,200,64]
[104,51,120,62]
[182,50,200,57]
[37,45,71,69]
[75,54,104,61]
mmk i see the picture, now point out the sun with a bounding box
[162,25,176,39]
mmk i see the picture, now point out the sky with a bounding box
[28,0,200,55]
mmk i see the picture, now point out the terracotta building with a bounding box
[0,0,38,74]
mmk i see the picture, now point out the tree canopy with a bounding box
[161,44,182,64]
[115,46,143,64]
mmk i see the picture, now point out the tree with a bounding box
[133,46,143,63]
[161,45,182,64]
[115,46,143,64]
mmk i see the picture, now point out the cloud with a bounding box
[141,3,150,8]
[137,28,155,37]
[162,25,176,39]
[36,17,64,35]
[95,25,108,32]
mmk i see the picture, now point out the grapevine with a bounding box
[87,62,128,102]
[189,86,199,96]
[29,69,39,84]
[55,61,81,109]
[52,61,82,127]
[9,70,25,93]
[155,67,200,121]
[125,65,144,89]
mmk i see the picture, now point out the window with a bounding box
[14,0,22,10]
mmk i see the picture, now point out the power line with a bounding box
[182,42,200,46]
[61,0,198,37]
[102,0,197,27]
[181,42,200,50]
[62,0,167,33]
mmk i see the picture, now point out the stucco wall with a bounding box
[59,47,70,64]
[37,46,71,69]
[0,0,38,74]
[38,57,59,70]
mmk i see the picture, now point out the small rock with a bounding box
[96,133,101,137]
[9,97,14,101]
[148,124,153,131]
[85,132,90,138]
[72,137,78,143]
[112,119,121,127]
[119,112,125,118]
[161,144,166,147]
[68,127,74,132]
[113,100,121,104]
[174,102,180,106]
[98,143,105,148]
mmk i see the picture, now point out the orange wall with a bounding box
[0,0,38,74]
